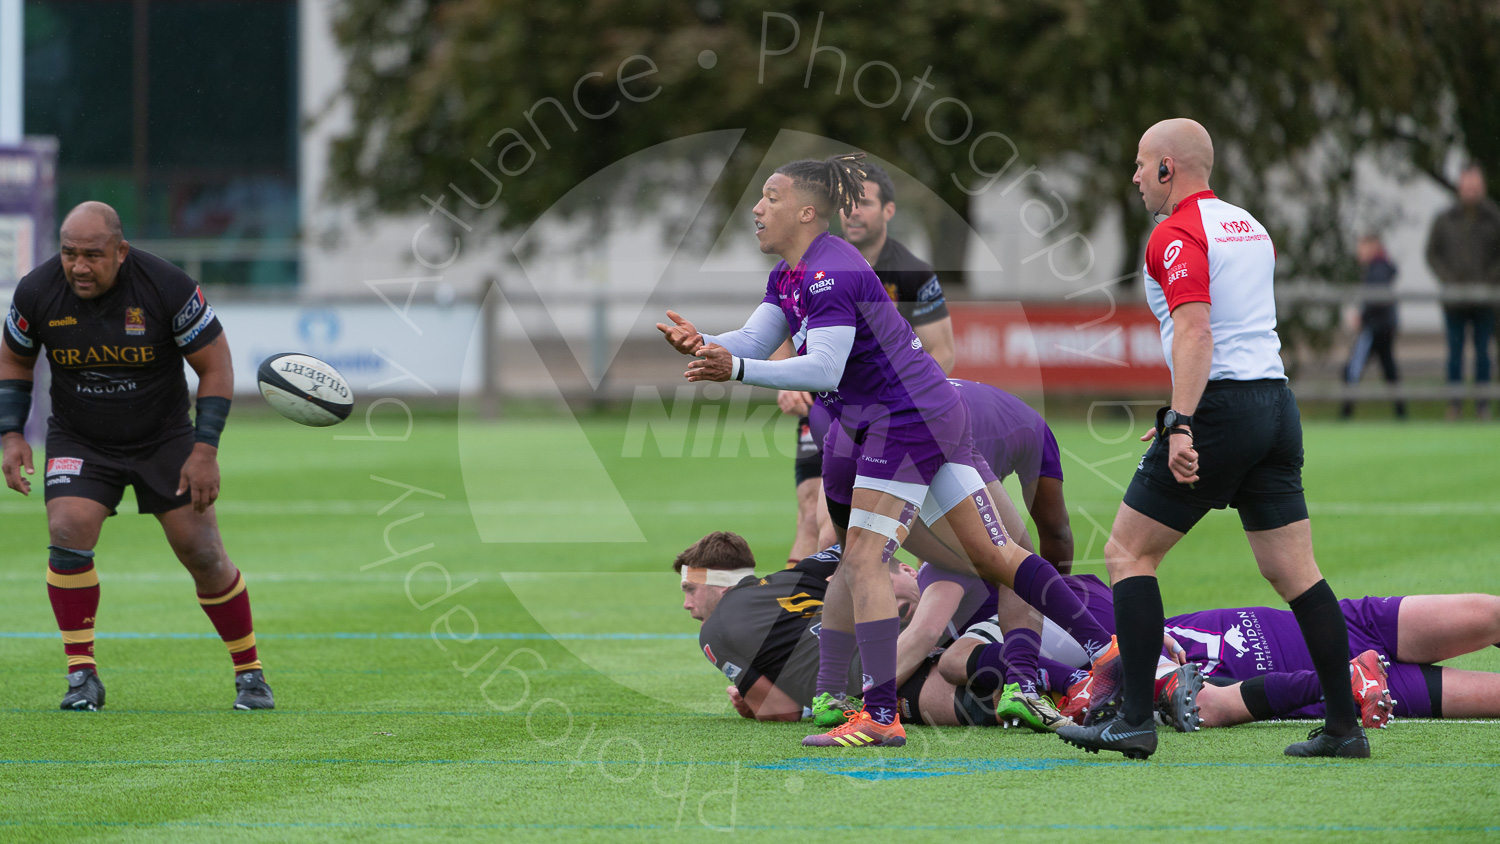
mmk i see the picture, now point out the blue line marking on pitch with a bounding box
[755,756,1500,779]
[0,631,696,640]
[753,757,1090,780]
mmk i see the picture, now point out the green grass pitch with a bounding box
[2,406,1498,842]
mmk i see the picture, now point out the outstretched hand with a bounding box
[656,310,704,355]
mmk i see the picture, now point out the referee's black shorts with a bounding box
[1123,379,1308,533]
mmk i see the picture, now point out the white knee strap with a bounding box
[847,508,906,541]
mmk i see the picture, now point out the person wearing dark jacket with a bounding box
[1341,236,1405,420]
[1425,166,1500,420]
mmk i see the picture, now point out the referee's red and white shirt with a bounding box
[1143,190,1285,382]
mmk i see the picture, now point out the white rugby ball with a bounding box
[256,353,354,427]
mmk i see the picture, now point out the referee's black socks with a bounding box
[1288,579,1359,736]
[1113,575,1165,726]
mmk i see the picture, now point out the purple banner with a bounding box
[0,138,57,285]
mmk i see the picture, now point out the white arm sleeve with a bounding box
[739,325,854,392]
[700,302,789,360]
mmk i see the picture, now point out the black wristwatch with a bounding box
[1156,407,1194,438]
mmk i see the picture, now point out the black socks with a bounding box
[1288,579,1359,736]
[1113,575,1165,726]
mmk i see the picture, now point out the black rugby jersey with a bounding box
[872,237,949,326]
[4,249,223,447]
[697,546,861,707]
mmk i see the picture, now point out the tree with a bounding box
[323,1,1490,299]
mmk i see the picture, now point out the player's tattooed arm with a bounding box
[179,335,234,512]
[0,344,37,496]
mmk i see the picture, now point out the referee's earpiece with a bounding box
[1153,158,1175,222]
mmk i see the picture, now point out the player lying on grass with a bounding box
[674,531,999,725]
[962,571,1500,729]
[677,534,1104,731]
[1165,593,1500,728]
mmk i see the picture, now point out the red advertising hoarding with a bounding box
[948,302,1172,394]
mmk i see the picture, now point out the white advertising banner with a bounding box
[201,301,484,397]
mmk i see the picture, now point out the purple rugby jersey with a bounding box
[915,562,998,642]
[763,231,958,426]
[1163,606,1308,678]
[947,379,1064,486]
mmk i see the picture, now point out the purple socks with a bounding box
[855,617,901,724]
[1000,627,1043,696]
[1013,554,1114,657]
[1040,657,1088,694]
[815,627,857,697]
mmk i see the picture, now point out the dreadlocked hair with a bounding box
[774,152,868,219]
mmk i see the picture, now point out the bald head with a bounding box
[1133,119,1215,218]
[1140,119,1214,182]
[58,201,129,300]
[61,201,124,243]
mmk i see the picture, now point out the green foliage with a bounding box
[323,1,1497,291]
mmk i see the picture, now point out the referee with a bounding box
[1056,119,1366,759]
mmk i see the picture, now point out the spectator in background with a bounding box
[1340,235,1405,420]
[1425,165,1500,421]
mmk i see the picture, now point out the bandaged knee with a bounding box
[848,503,918,564]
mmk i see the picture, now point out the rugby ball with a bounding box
[256,353,354,427]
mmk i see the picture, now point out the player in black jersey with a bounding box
[779,162,956,563]
[676,532,855,720]
[675,531,995,726]
[0,202,272,712]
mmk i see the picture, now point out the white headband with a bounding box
[680,566,755,587]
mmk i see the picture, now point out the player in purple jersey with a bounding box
[945,380,1072,570]
[780,162,956,565]
[1166,593,1500,728]
[660,154,1118,749]
[968,574,1500,730]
